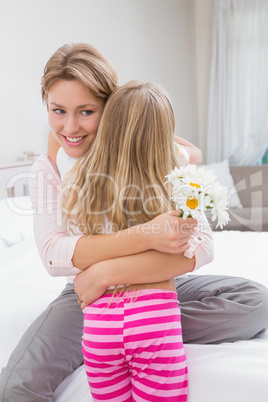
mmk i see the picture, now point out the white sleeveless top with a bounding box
[57,147,78,179]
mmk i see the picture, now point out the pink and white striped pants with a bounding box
[82,289,188,401]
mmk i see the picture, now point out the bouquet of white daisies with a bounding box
[165,164,230,229]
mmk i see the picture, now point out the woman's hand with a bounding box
[74,263,108,309]
[143,211,197,254]
[174,136,202,165]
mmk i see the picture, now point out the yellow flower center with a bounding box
[190,182,200,188]
[186,197,198,209]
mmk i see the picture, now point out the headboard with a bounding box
[0,160,34,199]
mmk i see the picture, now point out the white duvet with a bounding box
[1,197,268,402]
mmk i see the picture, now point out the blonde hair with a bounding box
[63,80,181,236]
[41,43,118,104]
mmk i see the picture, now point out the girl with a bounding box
[60,80,211,401]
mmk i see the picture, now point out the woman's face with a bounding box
[47,79,105,158]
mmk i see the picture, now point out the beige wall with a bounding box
[0,0,213,163]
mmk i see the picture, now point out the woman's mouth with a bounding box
[62,135,87,147]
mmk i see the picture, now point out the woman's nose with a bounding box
[64,115,79,135]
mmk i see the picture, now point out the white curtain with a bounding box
[207,0,268,165]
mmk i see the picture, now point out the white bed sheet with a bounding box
[0,198,268,402]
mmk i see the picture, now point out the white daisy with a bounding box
[166,165,230,229]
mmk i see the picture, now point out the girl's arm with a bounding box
[75,217,214,308]
[75,250,195,308]
[174,136,202,165]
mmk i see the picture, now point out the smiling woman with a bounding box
[47,80,105,158]
[40,42,117,161]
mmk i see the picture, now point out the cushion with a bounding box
[204,160,243,209]
[208,207,268,231]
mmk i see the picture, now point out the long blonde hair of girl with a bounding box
[62,80,181,235]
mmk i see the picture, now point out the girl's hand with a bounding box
[74,263,108,309]
[144,211,197,254]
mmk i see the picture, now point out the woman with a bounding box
[0,43,266,402]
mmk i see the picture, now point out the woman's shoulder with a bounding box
[30,152,61,181]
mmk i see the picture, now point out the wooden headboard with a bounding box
[0,160,34,199]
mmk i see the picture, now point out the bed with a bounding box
[0,161,268,402]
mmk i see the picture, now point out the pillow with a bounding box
[0,196,34,246]
[204,160,243,209]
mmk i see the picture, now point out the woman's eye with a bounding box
[53,109,65,115]
[82,110,93,116]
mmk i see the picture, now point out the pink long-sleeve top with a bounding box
[29,153,82,281]
[29,153,214,281]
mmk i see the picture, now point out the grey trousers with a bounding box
[1,275,267,402]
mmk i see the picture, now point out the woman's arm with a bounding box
[174,136,202,165]
[73,213,197,269]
